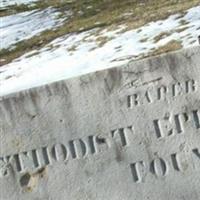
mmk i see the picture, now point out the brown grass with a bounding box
[175,26,189,33]
[146,40,183,58]
[140,37,149,43]
[154,32,172,43]
[0,0,199,66]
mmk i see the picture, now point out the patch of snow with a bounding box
[0,0,38,8]
[0,6,200,96]
[0,7,71,49]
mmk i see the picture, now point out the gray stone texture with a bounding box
[0,47,200,200]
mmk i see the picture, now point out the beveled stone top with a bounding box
[0,47,200,200]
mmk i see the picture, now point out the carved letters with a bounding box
[130,147,200,183]
[153,109,200,138]
[0,128,130,178]
[0,79,199,185]
[127,80,198,108]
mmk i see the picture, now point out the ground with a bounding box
[0,0,199,96]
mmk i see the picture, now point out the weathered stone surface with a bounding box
[0,47,200,200]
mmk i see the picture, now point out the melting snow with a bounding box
[0,0,38,8]
[0,6,199,96]
[0,7,71,49]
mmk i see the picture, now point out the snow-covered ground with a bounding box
[0,0,38,9]
[0,6,199,96]
[0,7,71,49]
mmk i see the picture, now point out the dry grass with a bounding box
[175,26,189,33]
[0,0,199,66]
[67,45,78,52]
[96,36,115,47]
[179,19,190,26]
[154,32,172,43]
[140,37,149,43]
[146,40,183,58]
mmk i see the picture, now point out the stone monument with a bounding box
[0,47,200,199]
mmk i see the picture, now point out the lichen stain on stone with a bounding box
[36,167,47,179]
[19,167,47,192]
[20,172,37,192]
[11,138,22,150]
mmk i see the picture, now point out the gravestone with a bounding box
[0,47,200,200]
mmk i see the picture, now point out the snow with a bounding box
[0,6,200,96]
[0,0,38,8]
[0,7,71,49]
